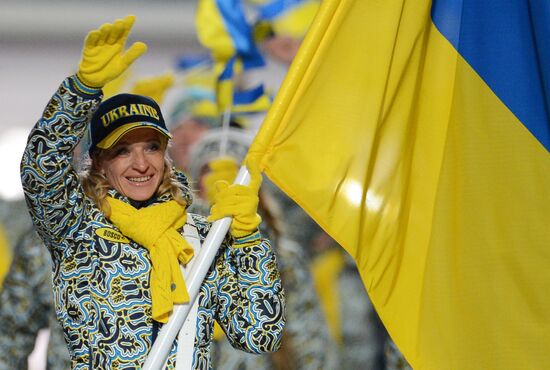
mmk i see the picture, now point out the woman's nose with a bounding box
[132,150,149,171]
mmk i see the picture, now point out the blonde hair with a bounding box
[79,139,187,215]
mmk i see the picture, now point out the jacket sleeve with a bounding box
[20,76,102,250]
[212,229,286,354]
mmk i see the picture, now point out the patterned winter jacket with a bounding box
[20,76,285,369]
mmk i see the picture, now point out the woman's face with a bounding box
[97,128,166,201]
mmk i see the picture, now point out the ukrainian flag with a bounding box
[216,56,238,112]
[216,56,272,115]
[247,0,550,368]
[195,0,271,115]
[232,84,271,114]
[195,0,265,69]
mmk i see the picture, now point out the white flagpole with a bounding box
[143,165,251,370]
[219,107,231,156]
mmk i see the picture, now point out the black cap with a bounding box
[89,93,171,153]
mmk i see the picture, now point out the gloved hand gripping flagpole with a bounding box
[143,165,251,370]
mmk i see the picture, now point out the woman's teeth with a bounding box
[128,176,151,183]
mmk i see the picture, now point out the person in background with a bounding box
[244,0,320,104]
[0,228,71,370]
[162,87,222,174]
[310,232,389,369]
[186,127,338,370]
[0,198,34,271]
[20,15,285,369]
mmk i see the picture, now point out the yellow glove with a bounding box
[204,156,239,204]
[131,72,175,103]
[77,15,147,88]
[207,158,262,238]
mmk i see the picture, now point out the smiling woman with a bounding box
[19,15,285,369]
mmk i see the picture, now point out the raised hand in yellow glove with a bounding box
[207,158,262,238]
[77,15,147,88]
[131,72,175,104]
[203,156,239,205]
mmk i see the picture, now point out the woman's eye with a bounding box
[114,147,129,156]
[147,142,161,152]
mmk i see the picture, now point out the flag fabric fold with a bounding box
[247,0,550,369]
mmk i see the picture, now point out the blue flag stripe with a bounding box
[258,0,305,20]
[233,84,266,105]
[219,57,236,81]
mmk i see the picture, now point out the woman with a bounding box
[20,15,285,369]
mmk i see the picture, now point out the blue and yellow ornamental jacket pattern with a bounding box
[20,76,285,369]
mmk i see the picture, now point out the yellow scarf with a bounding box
[106,197,194,323]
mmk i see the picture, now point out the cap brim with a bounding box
[96,122,172,150]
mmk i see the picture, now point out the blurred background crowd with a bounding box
[0,0,410,368]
